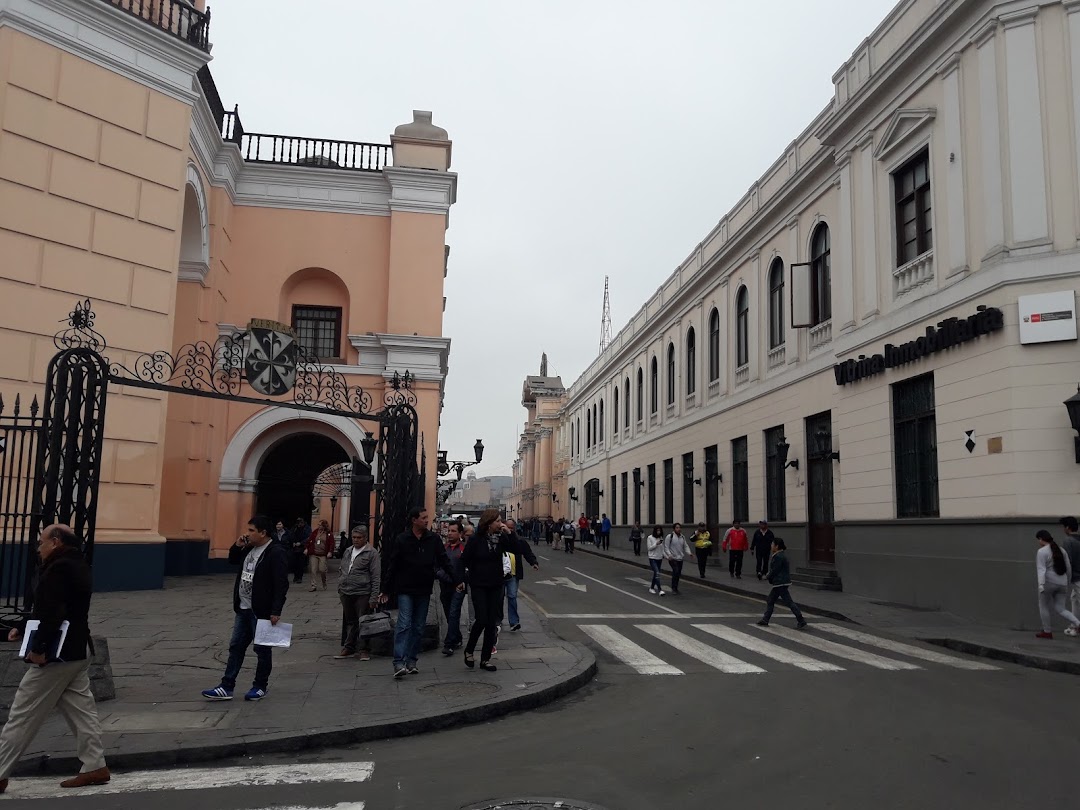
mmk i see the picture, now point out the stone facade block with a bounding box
[146,93,190,149]
[92,210,177,271]
[2,86,99,160]
[138,181,181,229]
[131,266,175,314]
[0,227,43,285]
[50,151,139,217]
[100,124,183,189]
[41,243,131,306]
[0,133,50,191]
[57,54,147,135]
[7,31,59,99]
[0,178,92,249]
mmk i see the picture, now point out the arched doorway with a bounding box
[256,434,349,526]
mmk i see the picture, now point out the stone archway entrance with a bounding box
[255,434,349,527]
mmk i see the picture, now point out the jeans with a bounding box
[564,536,575,553]
[291,551,306,582]
[1038,583,1080,633]
[729,549,745,578]
[632,536,642,556]
[222,609,272,691]
[668,560,684,592]
[440,584,465,648]
[601,533,610,550]
[505,576,521,626]
[762,586,805,624]
[755,550,769,578]
[695,547,710,578]
[466,584,504,662]
[649,558,663,591]
[340,593,373,653]
[392,593,431,669]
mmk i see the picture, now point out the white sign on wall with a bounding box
[1018,291,1077,345]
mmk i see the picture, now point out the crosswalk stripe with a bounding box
[550,613,760,619]
[813,623,999,670]
[638,624,765,674]
[754,624,921,670]
[6,762,374,800]
[693,624,844,672]
[579,624,683,675]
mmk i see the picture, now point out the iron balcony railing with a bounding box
[104,0,211,52]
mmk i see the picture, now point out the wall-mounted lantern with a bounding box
[776,436,799,471]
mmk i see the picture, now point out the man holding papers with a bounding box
[0,524,109,793]
[202,514,289,702]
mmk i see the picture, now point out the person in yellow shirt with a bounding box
[692,522,712,578]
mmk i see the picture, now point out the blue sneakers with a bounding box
[244,687,267,701]
[201,686,233,701]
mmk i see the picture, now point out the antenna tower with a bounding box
[599,276,612,353]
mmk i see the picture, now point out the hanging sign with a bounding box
[833,306,1004,386]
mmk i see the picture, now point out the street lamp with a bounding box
[776,436,799,471]
[1066,386,1080,463]
[568,486,578,502]
[360,432,377,465]
[329,495,338,534]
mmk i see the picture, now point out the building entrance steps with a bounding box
[573,540,1080,676]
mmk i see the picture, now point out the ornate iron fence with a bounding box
[104,0,211,52]
[0,395,43,623]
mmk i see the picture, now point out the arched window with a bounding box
[613,388,619,436]
[736,286,749,367]
[570,422,575,458]
[768,258,785,349]
[624,378,631,428]
[576,418,580,456]
[592,404,598,447]
[811,224,831,325]
[686,327,696,395]
[666,343,676,405]
[650,357,658,414]
[586,410,592,449]
[708,308,720,382]
[637,369,644,421]
[599,399,605,444]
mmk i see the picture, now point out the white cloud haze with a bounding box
[211,0,900,477]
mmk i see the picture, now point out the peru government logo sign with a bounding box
[245,320,298,396]
[833,306,1004,386]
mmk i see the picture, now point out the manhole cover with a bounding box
[419,682,500,698]
[461,801,611,810]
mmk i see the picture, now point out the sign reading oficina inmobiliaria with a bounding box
[833,305,1005,386]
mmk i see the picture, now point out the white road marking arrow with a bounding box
[535,576,587,592]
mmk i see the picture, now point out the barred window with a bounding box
[732,436,749,523]
[893,373,939,517]
[292,306,342,360]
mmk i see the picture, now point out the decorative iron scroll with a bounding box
[383,371,418,408]
[54,300,383,421]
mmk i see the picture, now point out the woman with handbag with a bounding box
[461,509,520,671]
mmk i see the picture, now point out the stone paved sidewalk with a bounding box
[575,541,1080,676]
[3,572,595,775]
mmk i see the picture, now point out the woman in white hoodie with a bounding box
[1035,529,1080,639]
[646,525,667,596]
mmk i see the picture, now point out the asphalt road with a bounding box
[6,547,1079,810]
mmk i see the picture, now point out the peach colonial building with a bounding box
[0,0,457,590]
[512,0,1080,628]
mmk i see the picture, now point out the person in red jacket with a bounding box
[721,519,749,579]
[305,520,333,591]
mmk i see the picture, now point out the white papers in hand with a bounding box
[255,619,292,648]
[18,620,70,660]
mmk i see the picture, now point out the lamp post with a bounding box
[329,495,338,536]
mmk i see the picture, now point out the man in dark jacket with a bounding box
[380,507,459,678]
[202,514,289,702]
[757,537,807,629]
[751,520,775,580]
[0,524,109,793]
[439,520,467,656]
[289,517,310,584]
[503,519,539,632]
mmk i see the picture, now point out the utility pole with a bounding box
[599,275,612,353]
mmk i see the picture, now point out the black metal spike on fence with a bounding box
[29,396,38,417]
[12,394,19,418]
[0,393,4,417]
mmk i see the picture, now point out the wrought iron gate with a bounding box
[0,300,423,620]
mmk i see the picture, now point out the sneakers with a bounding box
[510,624,522,632]
[756,620,769,627]
[1066,626,1079,637]
[657,590,666,597]
[201,686,233,701]
[357,651,371,661]
[309,585,317,592]
[797,621,808,630]
[442,646,454,656]
[334,648,353,659]
[648,587,657,594]
[407,666,420,675]
[393,666,408,678]
[1035,631,1054,639]
[244,687,267,701]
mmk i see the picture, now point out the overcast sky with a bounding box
[211,0,899,478]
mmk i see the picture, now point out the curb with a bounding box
[575,547,856,623]
[923,638,1080,676]
[12,644,598,776]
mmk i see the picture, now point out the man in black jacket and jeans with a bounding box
[380,507,459,679]
[202,514,289,702]
[0,524,109,794]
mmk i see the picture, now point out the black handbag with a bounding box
[358,610,393,638]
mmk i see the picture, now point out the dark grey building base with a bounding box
[164,539,211,577]
[91,543,164,592]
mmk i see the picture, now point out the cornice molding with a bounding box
[972,18,998,48]
[383,166,458,215]
[178,259,210,286]
[999,6,1038,30]
[234,163,392,216]
[0,0,206,104]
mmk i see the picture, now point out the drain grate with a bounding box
[419,681,500,699]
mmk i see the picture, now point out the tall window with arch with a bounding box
[736,286,749,368]
[624,378,631,429]
[708,308,720,382]
[666,343,676,405]
[613,388,619,437]
[686,327,696,395]
[768,258,785,349]
[576,417,581,456]
[650,357,658,415]
[599,399,605,444]
[592,404,597,447]
[637,369,644,421]
[586,410,592,450]
[811,224,831,325]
